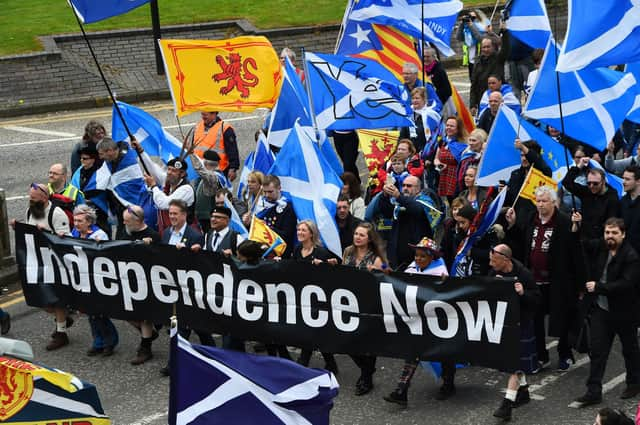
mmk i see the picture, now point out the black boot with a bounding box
[321,352,338,375]
[513,385,530,407]
[383,386,408,406]
[355,373,374,396]
[297,349,312,367]
[435,382,456,400]
[493,398,513,421]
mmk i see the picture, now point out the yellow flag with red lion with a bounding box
[159,36,283,116]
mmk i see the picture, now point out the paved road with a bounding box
[1,71,639,424]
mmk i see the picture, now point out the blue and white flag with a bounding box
[111,101,197,180]
[305,52,412,130]
[222,195,249,238]
[253,131,275,175]
[589,159,625,199]
[348,0,463,57]
[267,57,313,148]
[476,106,570,187]
[626,62,640,124]
[556,0,640,72]
[70,167,110,215]
[504,0,551,49]
[525,39,638,152]
[451,187,507,276]
[268,120,343,257]
[478,84,522,117]
[235,151,255,199]
[68,0,150,24]
[169,330,338,425]
[94,140,158,229]
[318,130,344,176]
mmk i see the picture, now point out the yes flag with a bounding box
[159,37,283,116]
[68,0,149,24]
[348,0,462,57]
[556,0,640,72]
[305,52,412,131]
[111,101,197,180]
[504,0,551,49]
[476,106,570,187]
[525,39,638,151]
[169,332,338,425]
[268,120,343,257]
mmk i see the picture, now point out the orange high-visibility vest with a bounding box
[192,119,234,171]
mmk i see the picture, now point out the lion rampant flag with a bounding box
[159,36,283,116]
[248,215,287,257]
[518,167,558,204]
[357,129,399,186]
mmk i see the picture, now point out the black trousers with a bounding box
[587,306,640,395]
[534,284,571,362]
[351,355,376,376]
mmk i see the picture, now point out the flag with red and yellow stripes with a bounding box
[336,18,421,82]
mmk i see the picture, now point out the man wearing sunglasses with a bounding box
[562,164,620,248]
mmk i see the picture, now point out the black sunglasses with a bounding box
[127,206,144,221]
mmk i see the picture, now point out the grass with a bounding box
[0,1,491,56]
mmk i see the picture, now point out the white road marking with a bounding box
[602,372,627,394]
[530,355,590,401]
[3,125,76,137]
[454,81,471,88]
[6,195,28,201]
[0,115,262,148]
[130,411,168,425]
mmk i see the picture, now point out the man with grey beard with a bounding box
[10,183,72,351]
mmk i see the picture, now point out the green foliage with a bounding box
[0,0,490,56]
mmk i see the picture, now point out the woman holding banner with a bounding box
[293,220,339,374]
[342,222,387,395]
[384,237,453,406]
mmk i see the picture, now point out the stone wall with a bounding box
[0,4,567,117]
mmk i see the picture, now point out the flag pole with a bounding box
[421,0,426,84]
[69,7,150,174]
[551,4,576,211]
[489,0,502,25]
[511,165,533,210]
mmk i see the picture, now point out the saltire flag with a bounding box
[556,0,640,72]
[478,84,522,116]
[447,82,475,133]
[169,329,338,425]
[248,215,287,258]
[253,130,276,175]
[336,0,422,82]
[476,106,570,187]
[626,62,640,124]
[318,130,345,177]
[68,0,149,24]
[159,37,284,116]
[221,195,249,238]
[0,356,110,424]
[268,120,343,257]
[518,167,558,204]
[70,168,110,215]
[305,52,412,131]
[357,129,398,185]
[451,187,507,276]
[348,0,463,57]
[111,101,197,181]
[267,56,312,148]
[524,39,638,152]
[503,0,552,49]
[235,151,255,199]
[94,140,158,229]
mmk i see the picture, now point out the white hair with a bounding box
[73,204,97,223]
[403,62,419,73]
[534,185,558,202]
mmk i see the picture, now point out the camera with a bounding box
[460,14,471,23]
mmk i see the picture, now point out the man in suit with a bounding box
[193,206,244,257]
[160,199,213,376]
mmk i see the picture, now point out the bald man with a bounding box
[477,91,503,133]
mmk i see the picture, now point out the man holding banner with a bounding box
[505,186,583,373]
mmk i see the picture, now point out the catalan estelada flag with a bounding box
[159,36,283,116]
[336,18,421,83]
[248,215,287,257]
[518,167,558,204]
